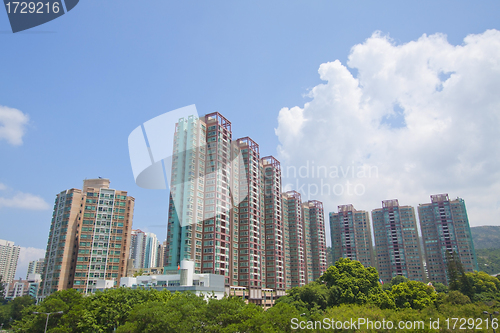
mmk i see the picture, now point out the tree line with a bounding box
[0,258,499,332]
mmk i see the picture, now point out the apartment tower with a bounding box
[236,137,264,294]
[330,204,374,269]
[418,194,478,285]
[40,179,134,297]
[166,113,243,287]
[27,258,45,279]
[372,199,425,283]
[304,200,327,280]
[282,191,305,287]
[261,156,286,293]
[0,239,20,284]
[129,229,146,269]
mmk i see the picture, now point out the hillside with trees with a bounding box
[471,225,500,249]
[477,248,500,275]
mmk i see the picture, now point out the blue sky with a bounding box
[1,0,500,278]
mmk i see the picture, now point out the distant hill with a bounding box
[471,226,500,250]
[476,248,500,276]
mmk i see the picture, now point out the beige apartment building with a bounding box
[40,178,134,298]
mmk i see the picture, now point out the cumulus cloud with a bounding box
[16,247,46,280]
[0,105,29,146]
[276,30,500,239]
[0,184,50,210]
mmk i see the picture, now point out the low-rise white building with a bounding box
[120,260,225,300]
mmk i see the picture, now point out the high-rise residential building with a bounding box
[303,200,327,281]
[144,232,159,269]
[282,191,305,287]
[282,193,292,290]
[165,115,207,273]
[27,258,45,279]
[372,199,425,284]
[166,113,243,288]
[129,230,159,269]
[236,137,263,291]
[0,239,20,284]
[164,112,326,299]
[330,204,374,269]
[40,178,134,297]
[418,194,478,285]
[301,202,313,284]
[156,240,167,267]
[129,229,147,269]
[261,156,286,293]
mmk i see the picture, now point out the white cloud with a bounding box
[0,183,7,191]
[0,192,50,210]
[276,30,500,241]
[16,247,46,280]
[0,105,29,146]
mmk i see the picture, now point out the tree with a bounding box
[390,275,409,286]
[388,281,437,310]
[204,296,246,331]
[276,282,330,312]
[0,276,6,305]
[446,251,465,290]
[319,258,381,306]
[117,293,208,333]
[10,295,35,322]
[433,282,448,293]
[261,302,301,333]
[444,290,471,305]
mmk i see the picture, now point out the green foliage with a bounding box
[443,290,471,305]
[0,276,5,304]
[447,250,465,290]
[323,302,495,333]
[388,281,437,310]
[0,303,11,328]
[276,282,330,313]
[390,275,409,286]
[10,295,35,322]
[12,287,173,332]
[319,257,381,306]
[117,293,207,333]
[476,248,500,275]
[116,293,299,333]
[433,282,448,293]
[7,259,500,332]
[449,270,500,303]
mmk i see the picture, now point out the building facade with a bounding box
[40,178,134,297]
[330,204,374,269]
[129,229,146,269]
[0,239,20,285]
[372,199,425,284]
[165,113,243,288]
[304,200,327,281]
[5,274,41,300]
[282,191,305,287]
[261,156,286,293]
[418,194,478,285]
[144,232,159,269]
[27,258,45,279]
[164,112,327,297]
